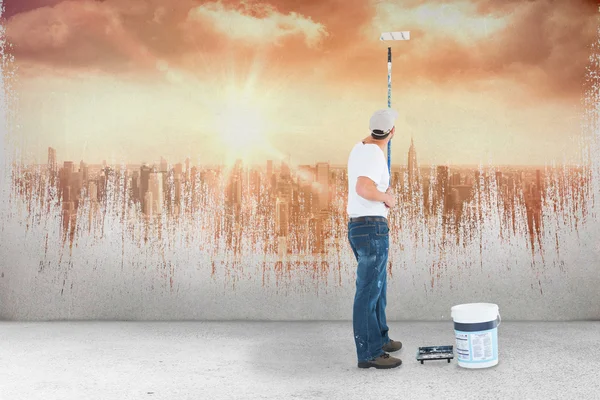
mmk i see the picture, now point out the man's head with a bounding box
[369,108,399,141]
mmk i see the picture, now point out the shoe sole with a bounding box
[357,360,402,369]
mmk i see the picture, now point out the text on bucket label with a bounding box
[455,329,496,362]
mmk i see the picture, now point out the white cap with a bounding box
[369,108,399,137]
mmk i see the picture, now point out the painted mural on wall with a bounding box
[1,0,599,300]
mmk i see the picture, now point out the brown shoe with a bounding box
[358,353,402,369]
[382,340,402,353]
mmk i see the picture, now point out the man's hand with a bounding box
[384,189,396,208]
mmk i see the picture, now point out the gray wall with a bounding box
[1,186,599,321]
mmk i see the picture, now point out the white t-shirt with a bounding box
[347,142,390,218]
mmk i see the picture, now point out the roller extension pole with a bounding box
[387,47,392,175]
[379,31,410,180]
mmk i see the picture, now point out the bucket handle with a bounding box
[497,313,501,328]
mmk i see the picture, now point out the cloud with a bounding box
[186,2,328,49]
[5,1,157,73]
[4,0,330,79]
[328,0,598,100]
[1,0,64,20]
[4,0,598,100]
[471,0,598,98]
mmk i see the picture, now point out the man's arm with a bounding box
[356,177,387,202]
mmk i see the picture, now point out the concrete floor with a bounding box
[1,321,599,400]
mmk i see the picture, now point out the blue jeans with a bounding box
[348,216,390,362]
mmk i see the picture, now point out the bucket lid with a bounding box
[451,303,499,323]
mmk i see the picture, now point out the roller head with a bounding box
[380,31,410,41]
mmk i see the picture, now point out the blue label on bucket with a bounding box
[454,328,498,363]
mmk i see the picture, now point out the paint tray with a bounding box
[416,345,454,364]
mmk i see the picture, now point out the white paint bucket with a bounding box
[450,303,500,369]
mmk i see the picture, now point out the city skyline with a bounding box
[44,138,554,182]
[31,138,566,257]
[25,138,588,170]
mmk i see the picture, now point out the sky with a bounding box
[2,0,599,167]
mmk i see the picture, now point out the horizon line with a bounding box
[22,161,589,169]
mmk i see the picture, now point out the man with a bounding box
[347,108,403,369]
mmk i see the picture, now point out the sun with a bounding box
[220,99,266,151]
[212,92,273,167]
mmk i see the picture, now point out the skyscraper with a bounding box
[139,164,152,213]
[131,171,140,203]
[47,147,58,187]
[281,157,291,179]
[174,163,183,176]
[437,166,449,193]
[47,147,57,173]
[149,171,164,215]
[63,161,74,174]
[450,173,461,186]
[407,137,419,189]
[59,162,74,202]
[276,198,289,237]
[79,160,89,184]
